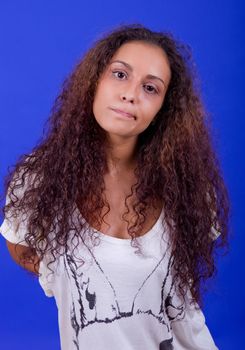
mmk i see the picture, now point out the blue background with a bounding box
[0,1,244,349]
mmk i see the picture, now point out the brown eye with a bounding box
[144,84,158,94]
[112,70,127,79]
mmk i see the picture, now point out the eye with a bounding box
[143,84,158,94]
[112,70,127,80]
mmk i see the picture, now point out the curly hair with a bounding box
[1,23,230,306]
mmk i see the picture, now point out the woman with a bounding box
[0,24,230,349]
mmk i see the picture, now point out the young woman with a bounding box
[0,24,230,349]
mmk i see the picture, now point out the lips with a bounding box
[110,107,136,120]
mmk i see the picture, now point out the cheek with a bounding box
[141,98,163,121]
[93,86,106,116]
[153,94,165,116]
[92,86,113,128]
[93,83,112,110]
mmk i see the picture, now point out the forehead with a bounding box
[110,41,171,78]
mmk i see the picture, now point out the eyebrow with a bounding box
[110,60,167,87]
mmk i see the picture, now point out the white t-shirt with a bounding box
[0,196,219,350]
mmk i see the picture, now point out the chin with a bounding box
[106,129,135,138]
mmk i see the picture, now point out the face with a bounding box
[92,41,171,141]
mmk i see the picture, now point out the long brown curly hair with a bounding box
[1,24,230,306]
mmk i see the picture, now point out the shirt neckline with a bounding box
[74,206,165,246]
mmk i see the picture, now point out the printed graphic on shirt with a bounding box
[159,338,174,350]
[64,240,185,350]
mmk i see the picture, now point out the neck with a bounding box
[105,134,138,176]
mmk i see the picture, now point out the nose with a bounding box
[122,95,134,103]
[120,82,138,104]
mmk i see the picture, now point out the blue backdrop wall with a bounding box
[0,1,243,349]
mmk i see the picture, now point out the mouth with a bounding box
[109,107,136,120]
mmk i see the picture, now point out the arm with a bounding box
[6,240,40,275]
[1,178,54,296]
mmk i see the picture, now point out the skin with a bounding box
[6,241,39,275]
[93,41,171,174]
[91,41,172,237]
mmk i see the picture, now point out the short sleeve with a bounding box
[0,182,55,298]
[38,258,55,297]
[171,291,219,350]
[0,186,29,247]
